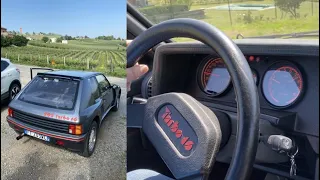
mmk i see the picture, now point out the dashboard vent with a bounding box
[147,77,152,98]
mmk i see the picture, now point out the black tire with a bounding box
[111,96,120,112]
[9,83,21,103]
[81,121,98,157]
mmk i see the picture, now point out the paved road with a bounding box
[1,64,127,180]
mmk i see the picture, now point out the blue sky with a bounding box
[1,0,126,38]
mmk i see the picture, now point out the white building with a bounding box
[50,37,57,43]
[62,40,68,44]
[26,37,33,40]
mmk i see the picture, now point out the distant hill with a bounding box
[22,33,62,40]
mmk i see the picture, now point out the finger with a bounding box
[126,64,149,83]
[126,64,149,92]
[126,40,133,47]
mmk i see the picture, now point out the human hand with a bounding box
[126,40,149,92]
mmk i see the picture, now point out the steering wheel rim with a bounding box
[127,18,260,180]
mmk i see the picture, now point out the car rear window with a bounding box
[18,76,79,110]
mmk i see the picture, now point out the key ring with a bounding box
[288,146,298,176]
[287,146,299,158]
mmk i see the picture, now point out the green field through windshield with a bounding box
[132,0,319,41]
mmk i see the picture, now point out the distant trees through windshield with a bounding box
[133,0,319,39]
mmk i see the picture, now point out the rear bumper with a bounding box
[7,116,87,152]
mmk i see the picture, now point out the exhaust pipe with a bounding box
[16,133,25,140]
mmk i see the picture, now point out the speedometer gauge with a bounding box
[199,57,231,96]
[262,62,303,108]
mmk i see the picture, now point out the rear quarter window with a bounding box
[1,60,9,72]
[18,76,80,110]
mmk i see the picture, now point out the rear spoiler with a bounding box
[37,73,82,81]
[30,68,54,80]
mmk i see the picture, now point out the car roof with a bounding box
[39,70,101,79]
[1,58,11,63]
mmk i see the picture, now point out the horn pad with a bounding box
[143,93,222,179]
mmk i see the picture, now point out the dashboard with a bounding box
[137,39,319,178]
[149,39,319,137]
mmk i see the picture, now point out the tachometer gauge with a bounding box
[199,57,231,96]
[262,62,303,108]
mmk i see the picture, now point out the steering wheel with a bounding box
[127,19,260,180]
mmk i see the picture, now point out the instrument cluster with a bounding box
[197,55,304,108]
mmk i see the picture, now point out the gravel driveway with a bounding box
[1,64,127,180]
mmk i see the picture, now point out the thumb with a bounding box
[126,64,149,91]
[127,64,149,82]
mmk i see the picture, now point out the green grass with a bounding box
[1,39,126,77]
[67,39,126,50]
[146,0,319,41]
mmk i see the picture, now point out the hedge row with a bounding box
[139,4,189,16]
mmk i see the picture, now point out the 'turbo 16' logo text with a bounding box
[161,107,194,151]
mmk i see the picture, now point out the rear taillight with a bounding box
[8,108,13,117]
[68,124,82,135]
[16,68,20,73]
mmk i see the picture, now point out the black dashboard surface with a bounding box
[151,39,319,140]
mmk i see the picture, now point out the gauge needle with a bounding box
[289,76,298,83]
[272,78,280,84]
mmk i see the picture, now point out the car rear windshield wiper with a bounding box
[236,30,319,39]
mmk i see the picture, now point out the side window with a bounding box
[1,60,9,72]
[89,77,100,99]
[95,74,110,92]
[88,77,100,106]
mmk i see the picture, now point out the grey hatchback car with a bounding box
[7,70,121,157]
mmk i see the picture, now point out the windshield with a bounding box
[19,76,79,110]
[130,0,319,41]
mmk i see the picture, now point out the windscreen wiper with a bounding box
[236,30,319,39]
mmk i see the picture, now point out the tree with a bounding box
[274,0,305,19]
[1,35,5,47]
[25,32,30,36]
[1,35,4,46]
[177,0,193,9]
[64,34,74,40]
[56,37,63,43]
[42,36,49,43]
[2,36,13,47]
[33,32,36,35]
[12,35,29,46]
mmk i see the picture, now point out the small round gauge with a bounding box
[262,62,303,107]
[199,57,231,96]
